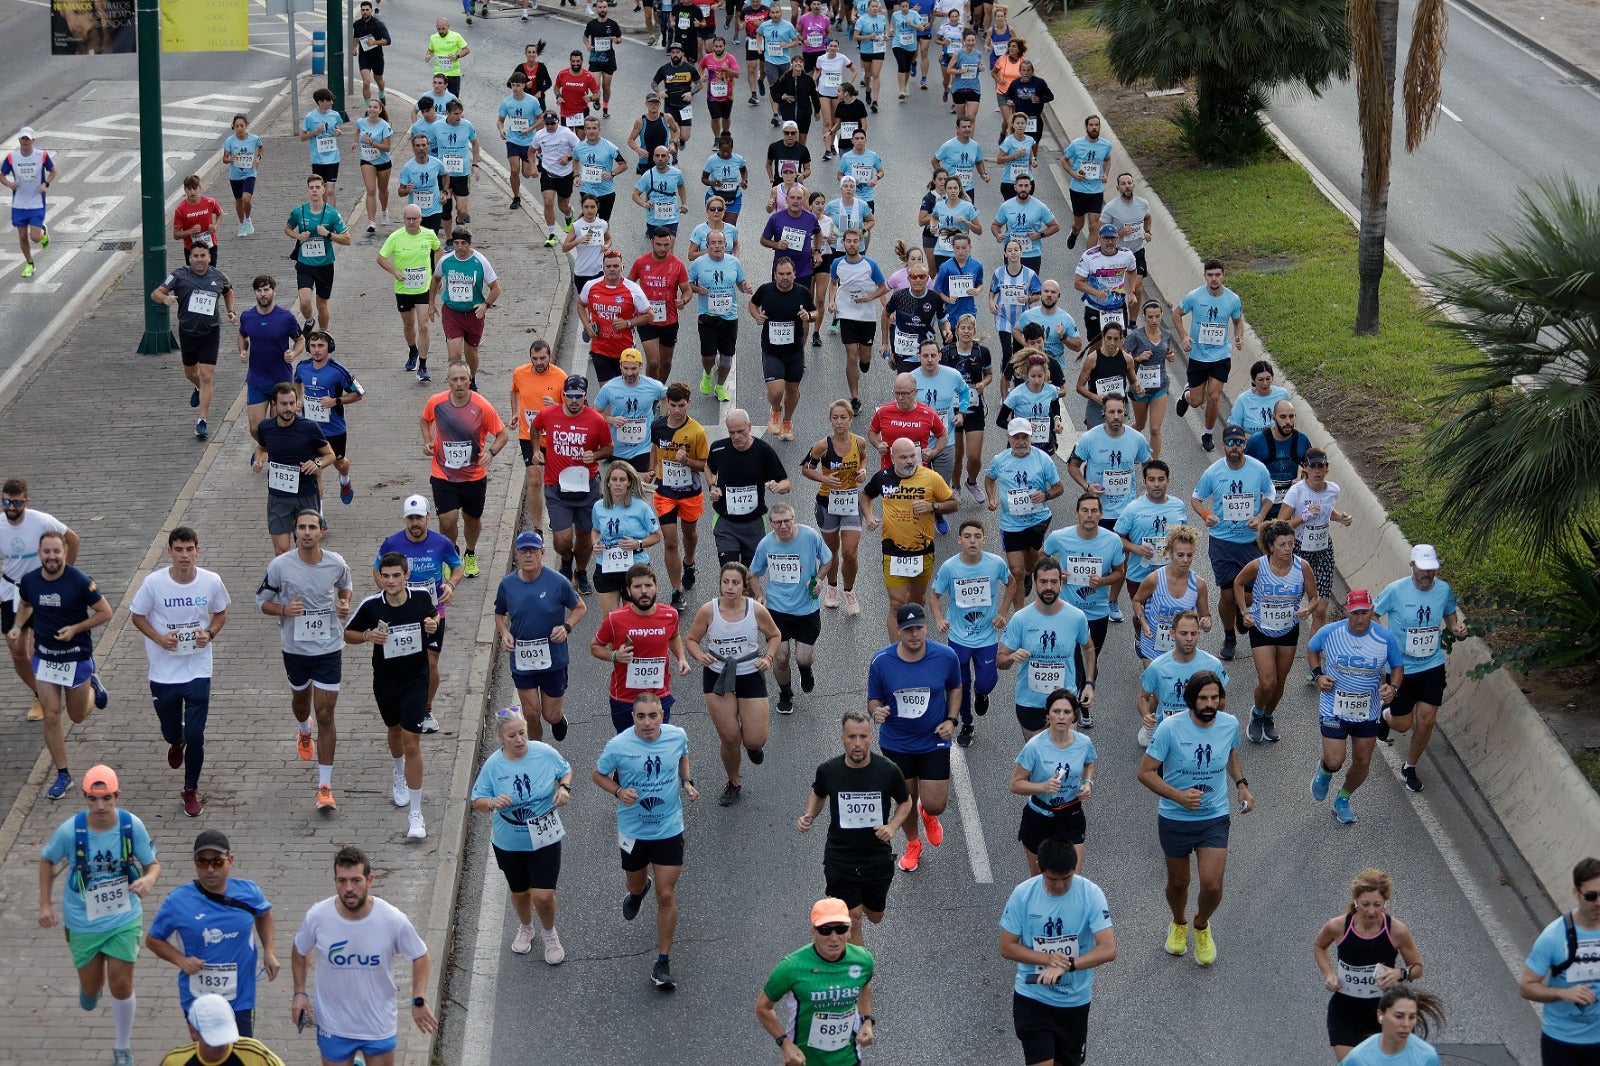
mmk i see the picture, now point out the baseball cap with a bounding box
[1305,447,1328,466]
[83,765,119,795]
[515,530,545,550]
[542,111,558,123]
[188,994,240,1046]
[563,374,589,395]
[1007,416,1034,437]
[1098,223,1119,237]
[18,127,36,140]
[810,897,851,928]
[1410,544,1440,570]
[645,91,661,103]
[402,494,429,517]
[1221,422,1248,442]
[619,347,644,366]
[1345,588,1374,612]
[193,830,231,855]
[895,603,927,629]
[782,120,798,131]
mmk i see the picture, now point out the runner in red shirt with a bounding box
[868,372,949,468]
[420,360,512,574]
[579,249,652,383]
[591,566,690,732]
[529,374,614,591]
[554,52,602,131]
[173,174,225,265]
[628,231,692,381]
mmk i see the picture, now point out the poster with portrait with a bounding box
[51,0,136,54]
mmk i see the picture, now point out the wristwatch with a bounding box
[413,996,426,1008]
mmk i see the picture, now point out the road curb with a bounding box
[1449,0,1600,91]
[1013,3,1600,908]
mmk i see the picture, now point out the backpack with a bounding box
[1549,912,1581,978]
[68,809,140,893]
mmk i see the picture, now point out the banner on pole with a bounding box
[161,0,249,52]
[51,0,136,54]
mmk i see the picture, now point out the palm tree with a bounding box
[1427,175,1600,558]
[1350,0,1449,334]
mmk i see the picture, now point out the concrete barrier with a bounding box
[1012,2,1600,905]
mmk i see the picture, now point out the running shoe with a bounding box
[510,196,522,210]
[934,513,948,535]
[182,788,204,817]
[965,482,986,505]
[544,234,558,248]
[195,418,208,440]
[89,673,109,710]
[869,100,878,112]
[297,731,314,760]
[758,78,766,96]
[316,785,338,811]
[511,925,536,955]
[1311,765,1332,802]
[47,770,72,800]
[168,742,185,769]
[768,413,783,435]
[1201,431,1215,452]
[747,746,765,765]
[190,388,200,408]
[942,88,949,102]
[1247,712,1265,744]
[670,588,685,609]
[919,802,943,846]
[565,216,574,231]
[392,773,410,807]
[700,370,715,395]
[898,90,907,101]
[682,563,697,589]
[1137,723,1153,747]
[771,115,780,127]
[799,663,814,692]
[575,571,594,595]
[1164,921,1189,957]
[463,552,480,578]
[417,366,432,382]
[40,229,49,248]
[21,262,33,278]
[408,810,427,839]
[1261,715,1279,742]
[749,93,758,106]
[542,929,566,964]
[850,396,862,414]
[1400,765,1424,793]
[715,384,730,401]
[822,583,840,609]
[842,589,860,616]
[237,221,253,237]
[367,221,377,234]
[340,482,354,505]
[1175,396,1189,417]
[1194,924,1217,966]
[112,1051,133,1066]
[920,77,927,89]
[1066,229,1077,249]
[1333,795,1356,825]
[898,838,922,872]
[1108,602,1123,623]
[622,876,652,920]
[828,318,839,334]
[405,348,419,372]
[603,108,610,118]
[552,717,569,742]
[1077,708,1094,730]
[974,690,989,716]
[718,781,742,806]
[1219,635,1236,661]
[780,420,794,440]
[956,723,973,747]
[420,712,441,734]
[651,958,675,990]
[27,697,42,720]
[776,687,794,715]
[80,989,99,1012]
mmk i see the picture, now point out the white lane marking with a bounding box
[0,251,123,396]
[1438,103,1463,123]
[460,844,509,1066]
[949,745,994,884]
[25,248,80,294]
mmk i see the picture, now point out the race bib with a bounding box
[821,70,841,88]
[304,399,332,423]
[35,658,77,687]
[805,32,824,47]
[434,52,453,71]
[781,226,806,251]
[1000,284,1025,305]
[194,231,214,248]
[360,144,380,161]
[299,237,326,259]
[1153,622,1174,653]
[960,64,977,79]
[1197,322,1227,347]
[768,320,796,345]
[1300,524,1331,552]
[1337,961,1381,999]
[892,329,919,357]
[827,490,858,516]
[709,292,734,315]
[187,290,218,316]
[1565,954,1600,983]
[850,163,875,186]
[444,154,467,175]
[888,554,923,578]
[1028,659,1066,693]
[1081,161,1101,180]
[1033,933,1079,974]
[625,655,666,689]
[717,177,740,193]
[414,190,436,210]
[660,460,693,490]
[1098,308,1125,331]
[1093,375,1123,397]
[947,275,974,299]
[558,465,592,493]
[725,485,757,515]
[643,298,667,324]
[1137,361,1161,390]
[565,112,586,128]
[1143,534,1168,559]
[293,609,332,643]
[710,79,731,100]
[1405,626,1440,659]
[359,34,377,50]
[1220,493,1255,523]
[1065,555,1100,587]
[442,439,473,469]
[406,581,437,605]
[680,106,694,122]
[514,638,552,672]
[952,165,973,188]
[594,37,612,52]
[233,152,256,170]
[382,622,422,658]
[895,29,914,47]
[402,266,428,289]
[267,462,300,494]
[1258,599,1294,631]
[169,621,203,655]
[84,877,133,922]
[808,1011,855,1053]
[953,576,991,608]
[836,790,883,829]
[1005,486,1037,515]
[838,122,858,142]
[601,546,633,573]
[1029,417,1050,443]
[766,553,802,584]
[1335,690,1373,722]
[582,163,605,185]
[617,418,648,446]
[193,964,238,1001]
[508,117,530,134]
[894,687,930,718]
[315,133,337,156]
[14,161,38,182]
[1102,469,1132,496]
[526,809,566,850]
[1024,115,1038,134]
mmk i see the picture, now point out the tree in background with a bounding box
[1350,0,1449,335]
[1095,0,1350,162]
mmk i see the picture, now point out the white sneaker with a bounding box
[1137,724,1153,748]
[842,589,861,616]
[407,810,427,839]
[511,924,536,954]
[236,223,249,238]
[391,775,410,807]
[542,928,566,964]
[420,712,441,734]
[822,583,840,609]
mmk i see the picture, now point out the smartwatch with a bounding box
[413,996,427,1008]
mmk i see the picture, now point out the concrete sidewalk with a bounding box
[0,98,567,1063]
[1462,0,1600,85]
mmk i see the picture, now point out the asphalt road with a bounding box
[1268,0,1600,281]
[358,3,1557,1062]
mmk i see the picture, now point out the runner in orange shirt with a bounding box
[510,338,569,536]
[420,359,510,578]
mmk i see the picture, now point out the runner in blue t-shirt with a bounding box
[494,532,586,743]
[985,422,1062,617]
[750,504,832,715]
[1043,495,1126,661]
[1000,559,1094,736]
[237,280,306,439]
[292,332,364,507]
[594,352,669,468]
[930,520,1010,746]
[1520,857,1600,1056]
[1172,258,1245,448]
[1307,588,1403,825]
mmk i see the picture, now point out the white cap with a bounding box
[781,120,799,131]
[402,494,429,517]
[1410,543,1440,570]
[188,994,239,1046]
[1006,417,1034,437]
[17,127,35,140]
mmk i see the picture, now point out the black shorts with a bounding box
[698,314,739,359]
[1018,801,1086,851]
[702,667,769,698]
[823,859,895,914]
[507,143,530,161]
[363,160,393,174]
[893,47,916,73]
[541,171,575,198]
[512,659,569,694]
[1185,357,1231,387]
[179,330,221,367]
[396,290,428,312]
[594,561,633,594]
[1157,813,1230,859]
[1013,993,1089,1066]
[1540,1034,1600,1066]
[324,432,347,460]
[1016,702,1048,733]
[1133,248,1148,276]
[425,615,446,654]
[882,745,951,783]
[952,88,980,104]
[0,600,14,632]
[373,678,428,732]
[762,347,805,383]
[621,831,685,872]
[1068,188,1102,217]
[311,162,341,185]
[295,262,336,300]
[421,214,443,233]
[768,608,821,646]
[430,475,488,519]
[1325,993,1380,1050]
[358,52,385,75]
[638,321,681,347]
[494,840,562,892]
[1319,715,1381,741]
[448,175,472,197]
[1248,622,1300,649]
[1389,664,1446,716]
[839,319,876,347]
[591,57,618,75]
[1208,537,1257,593]
[708,99,732,120]
[1001,519,1049,555]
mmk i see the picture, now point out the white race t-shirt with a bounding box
[1,508,69,591]
[128,567,232,683]
[292,896,428,1042]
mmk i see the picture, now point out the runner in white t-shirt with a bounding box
[1,479,78,721]
[127,527,231,818]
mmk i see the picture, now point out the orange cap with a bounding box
[83,765,119,795]
[810,897,851,927]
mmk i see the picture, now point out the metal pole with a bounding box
[326,0,347,118]
[135,0,175,354]
[288,0,300,124]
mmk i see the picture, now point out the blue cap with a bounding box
[1098,223,1119,238]
[515,531,544,550]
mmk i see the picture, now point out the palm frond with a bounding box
[1348,0,1391,210]
[1403,0,1448,151]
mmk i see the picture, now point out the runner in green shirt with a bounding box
[283,174,351,333]
[756,898,877,1066]
[426,17,471,94]
[376,206,443,374]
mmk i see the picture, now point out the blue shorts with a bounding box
[1319,715,1381,740]
[1157,813,1230,859]
[1208,537,1259,593]
[950,640,998,723]
[31,655,94,689]
[706,189,741,214]
[512,664,569,696]
[507,142,531,161]
[609,693,673,733]
[282,650,342,691]
[316,1030,397,1064]
[247,381,277,405]
[229,177,257,198]
[12,206,45,229]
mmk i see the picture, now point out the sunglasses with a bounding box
[1,499,25,507]
[814,923,851,936]
[1223,438,1246,447]
[1584,890,1600,902]
[194,855,228,869]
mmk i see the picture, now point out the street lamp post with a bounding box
[135,0,175,354]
